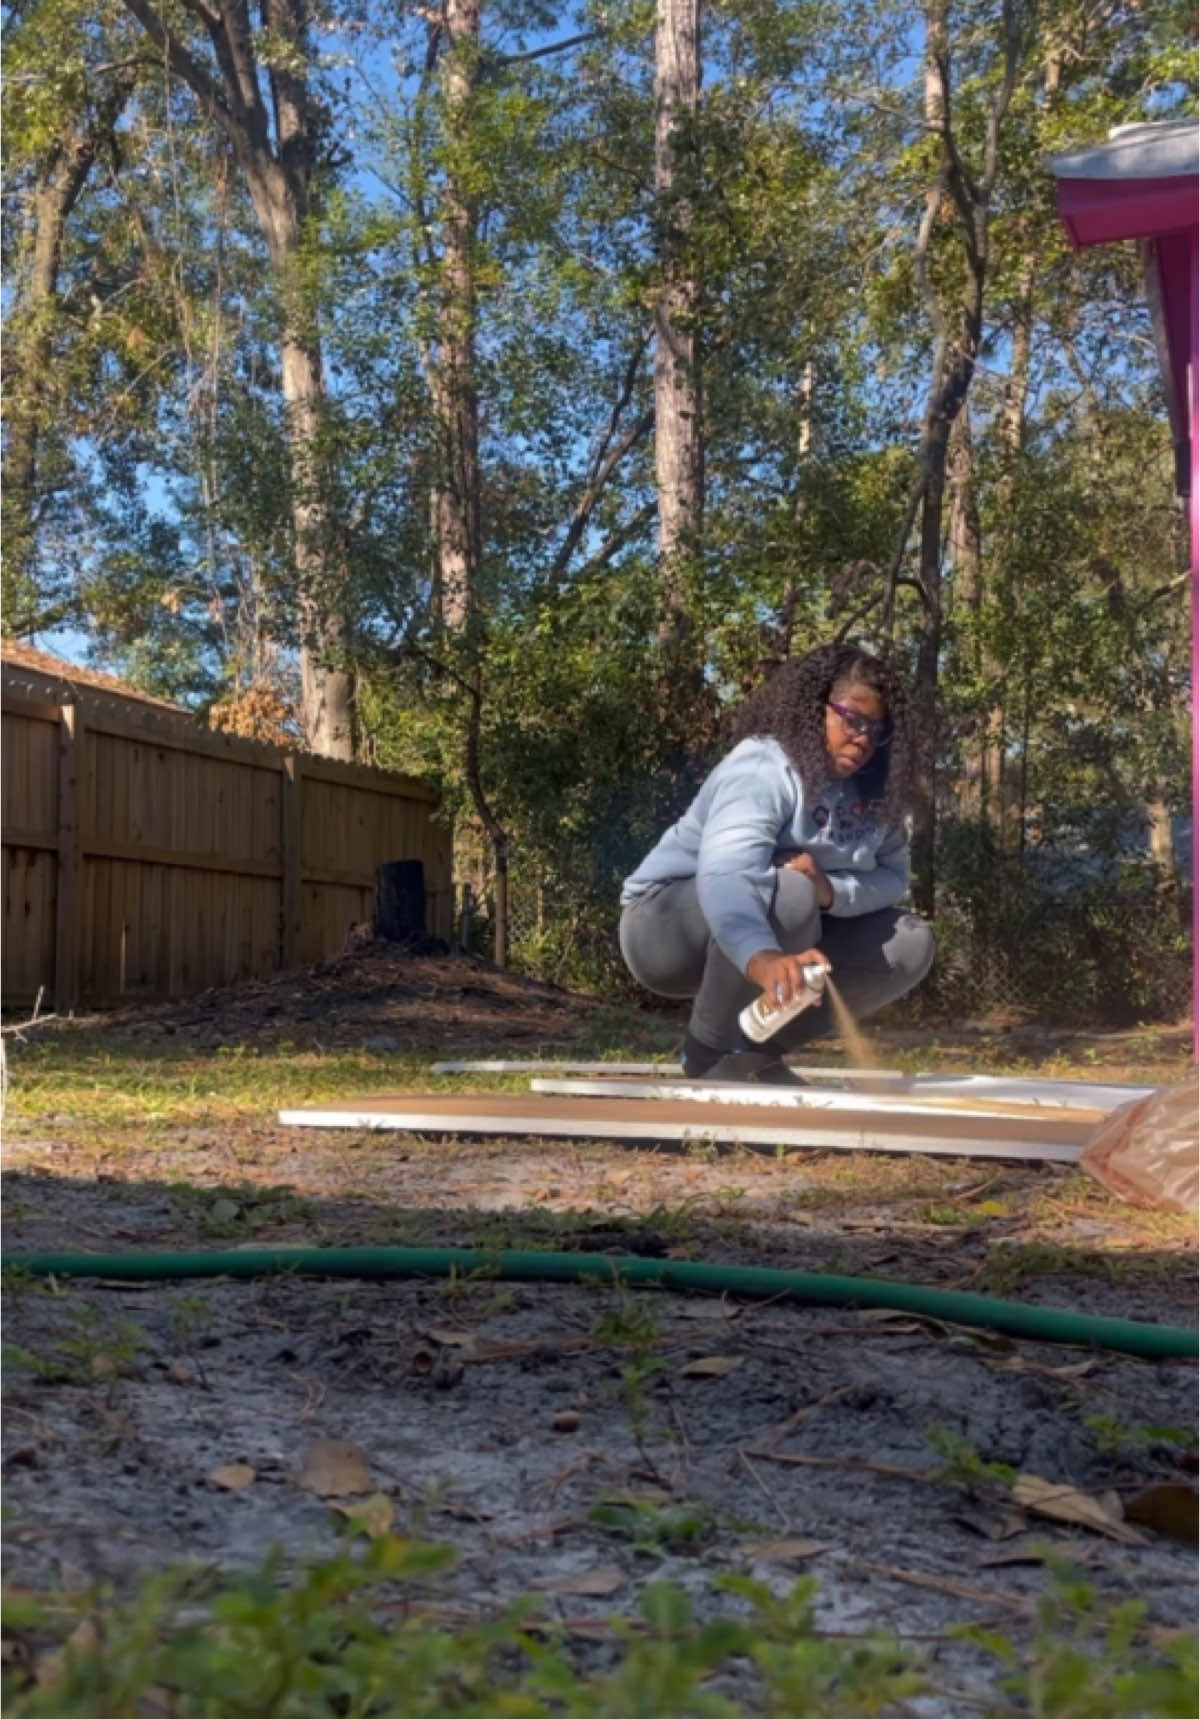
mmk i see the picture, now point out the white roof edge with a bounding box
[1049,116,1199,182]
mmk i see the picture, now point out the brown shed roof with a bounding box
[0,639,186,714]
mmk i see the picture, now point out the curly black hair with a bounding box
[730,643,917,828]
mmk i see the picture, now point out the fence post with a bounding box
[54,696,83,1012]
[281,754,303,967]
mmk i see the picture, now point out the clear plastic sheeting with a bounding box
[1079,1082,1199,1214]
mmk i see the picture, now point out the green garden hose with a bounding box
[4,1245,1195,1360]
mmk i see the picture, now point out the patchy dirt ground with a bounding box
[2,945,1197,1708]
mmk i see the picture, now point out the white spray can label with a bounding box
[738,961,829,1044]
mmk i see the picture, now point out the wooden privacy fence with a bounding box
[2,669,453,1010]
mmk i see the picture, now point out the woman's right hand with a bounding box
[744,948,829,1007]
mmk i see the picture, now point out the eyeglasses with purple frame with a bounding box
[826,699,892,747]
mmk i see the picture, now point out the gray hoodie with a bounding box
[620,735,910,974]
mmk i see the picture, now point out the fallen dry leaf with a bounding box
[1012,1474,1145,1545]
[423,1327,477,1349]
[679,1355,744,1378]
[953,1506,1027,1542]
[600,1488,672,1508]
[299,1437,372,1498]
[436,1501,493,1523]
[331,1492,394,1537]
[532,1567,625,1597]
[1123,1484,1199,1547]
[208,1462,256,1492]
[990,1356,1099,1381]
[977,1543,1102,1570]
[741,1538,833,1563]
[35,1618,100,1688]
[857,1559,1033,1615]
[859,1308,947,1336]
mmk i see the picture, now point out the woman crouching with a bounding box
[619,643,935,1084]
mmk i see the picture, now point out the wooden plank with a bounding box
[0,688,64,725]
[54,699,82,1012]
[1,848,57,1004]
[5,679,441,804]
[72,699,300,771]
[301,862,379,890]
[2,828,58,853]
[530,1077,1110,1125]
[299,753,438,803]
[3,711,58,837]
[281,754,302,966]
[4,671,449,1004]
[74,835,282,880]
[78,853,97,1001]
[277,1093,1088,1164]
[79,719,98,846]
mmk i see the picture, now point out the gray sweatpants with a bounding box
[619,868,935,1053]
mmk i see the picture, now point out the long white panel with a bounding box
[528,1077,1106,1122]
[278,1104,1082,1164]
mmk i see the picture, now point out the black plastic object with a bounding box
[375,859,425,940]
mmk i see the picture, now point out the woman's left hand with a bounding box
[784,851,834,909]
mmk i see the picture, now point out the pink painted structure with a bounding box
[1050,119,1199,1044]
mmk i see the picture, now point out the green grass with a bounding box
[3,1535,1194,1718]
[3,1039,515,1129]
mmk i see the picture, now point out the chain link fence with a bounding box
[922,838,1192,1026]
[487,826,1193,1029]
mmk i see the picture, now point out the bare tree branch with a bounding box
[982,0,1023,197]
[913,161,948,350]
[931,47,979,211]
[543,330,655,586]
[548,407,655,585]
[880,474,928,635]
[573,499,657,579]
[587,325,653,493]
[496,31,598,67]
[1138,571,1190,613]
[121,0,232,132]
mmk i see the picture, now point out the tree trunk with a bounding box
[432,0,482,637]
[119,0,355,758]
[907,0,1017,910]
[653,0,702,648]
[983,251,1036,842]
[2,73,136,633]
[1146,794,1178,890]
[427,0,508,962]
[910,412,948,914]
[282,328,355,757]
[947,405,982,816]
[980,10,1058,838]
[465,672,508,966]
[907,2,952,916]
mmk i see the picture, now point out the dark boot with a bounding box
[701,1050,808,1086]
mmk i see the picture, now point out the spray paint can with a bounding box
[738,960,829,1044]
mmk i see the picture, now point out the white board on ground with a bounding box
[429,1064,1144,1110]
[527,1077,1110,1124]
[430,1060,906,1082]
[886,1075,1153,1110]
[278,1093,1084,1165]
